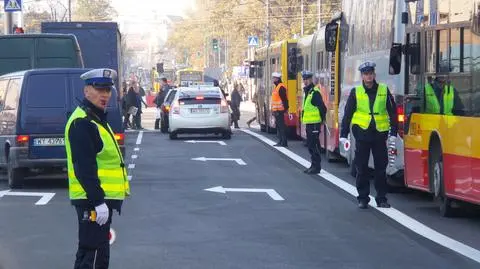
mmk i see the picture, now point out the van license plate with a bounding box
[33,138,65,146]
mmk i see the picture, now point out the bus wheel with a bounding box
[430,146,454,217]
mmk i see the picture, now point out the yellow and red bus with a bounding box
[396,0,480,216]
[251,40,299,136]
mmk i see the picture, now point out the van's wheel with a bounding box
[7,158,24,189]
[169,132,178,140]
[430,145,454,217]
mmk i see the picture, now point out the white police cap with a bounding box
[272,72,281,78]
[80,68,117,88]
[358,61,376,73]
[302,70,313,79]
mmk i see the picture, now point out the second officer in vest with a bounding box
[340,61,398,209]
[65,68,130,268]
[301,71,327,174]
[271,72,289,147]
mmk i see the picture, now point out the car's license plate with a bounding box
[33,138,65,146]
[191,108,210,114]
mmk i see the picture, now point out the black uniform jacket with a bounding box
[68,99,123,211]
[340,81,398,142]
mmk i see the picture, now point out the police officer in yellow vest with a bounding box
[65,68,130,269]
[424,63,464,116]
[301,71,327,174]
[340,61,397,209]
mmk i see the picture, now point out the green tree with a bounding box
[73,0,117,21]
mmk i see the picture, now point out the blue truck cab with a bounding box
[0,68,125,188]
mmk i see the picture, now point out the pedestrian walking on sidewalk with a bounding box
[230,84,242,129]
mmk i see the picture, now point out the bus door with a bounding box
[403,31,430,190]
[471,7,480,195]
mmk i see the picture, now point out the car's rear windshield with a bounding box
[178,90,221,104]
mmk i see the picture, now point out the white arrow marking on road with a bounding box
[205,186,284,201]
[0,190,55,205]
[192,157,246,165]
[185,140,227,146]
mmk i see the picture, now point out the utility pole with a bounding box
[4,12,14,34]
[265,0,270,46]
[317,0,322,28]
[301,0,304,36]
[68,0,72,21]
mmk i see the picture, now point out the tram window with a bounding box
[450,28,463,73]
[425,31,436,73]
[438,30,449,72]
[463,29,472,73]
[316,52,321,70]
[471,28,480,116]
[305,55,309,71]
[409,32,421,74]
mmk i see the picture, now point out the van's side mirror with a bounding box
[325,22,338,52]
[389,43,402,75]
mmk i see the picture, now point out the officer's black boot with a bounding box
[358,200,368,209]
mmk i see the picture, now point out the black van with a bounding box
[0,68,124,188]
[0,34,84,76]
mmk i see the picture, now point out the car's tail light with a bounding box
[397,104,405,138]
[196,96,204,100]
[220,99,229,113]
[16,135,29,146]
[172,100,180,114]
[114,133,125,145]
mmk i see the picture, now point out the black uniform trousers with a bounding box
[306,123,322,168]
[354,137,388,204]
[274,111,287,146]
[74,206,113,269]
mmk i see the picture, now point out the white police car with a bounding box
[168,85,231,139]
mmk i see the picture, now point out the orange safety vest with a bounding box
[271,83,287,111]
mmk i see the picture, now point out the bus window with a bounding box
[471,28,480,115]
[438,30,449,72]
[409,32,421,75]
[425,31,436,73]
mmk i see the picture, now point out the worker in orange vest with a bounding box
[271,72,289,147]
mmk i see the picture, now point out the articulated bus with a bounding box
[393,0,480,216]
[295,26,339,161]
[176,69,203,87]
[251,40,299,136]
[291,0,407,184]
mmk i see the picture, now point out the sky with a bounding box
[112,0,196,18]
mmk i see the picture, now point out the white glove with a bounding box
[339,137,350,151]
[95,203,109,226]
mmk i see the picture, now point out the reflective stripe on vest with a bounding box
[271,83,287,111]
[351,83,390,132]
[425,83,454,115]
[65,107,130,200]
[302,86,322,124]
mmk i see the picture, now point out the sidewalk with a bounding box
[240,101,256,113]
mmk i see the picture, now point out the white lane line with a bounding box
[135,131,144,145]
[131,155,138,159]
[134,148,140,151]
[128,164,135,169]
[241,128,480,264]
[127,176,132,181]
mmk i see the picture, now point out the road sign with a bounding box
[0,189,55,205]
[204,186,284,201]
[192,157,246,165]
[4,0,21,12]
[248,36,259,47]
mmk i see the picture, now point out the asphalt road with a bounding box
[0,119,479,268]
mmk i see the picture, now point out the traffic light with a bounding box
[212,39,218,51]
[156,62,164,73]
